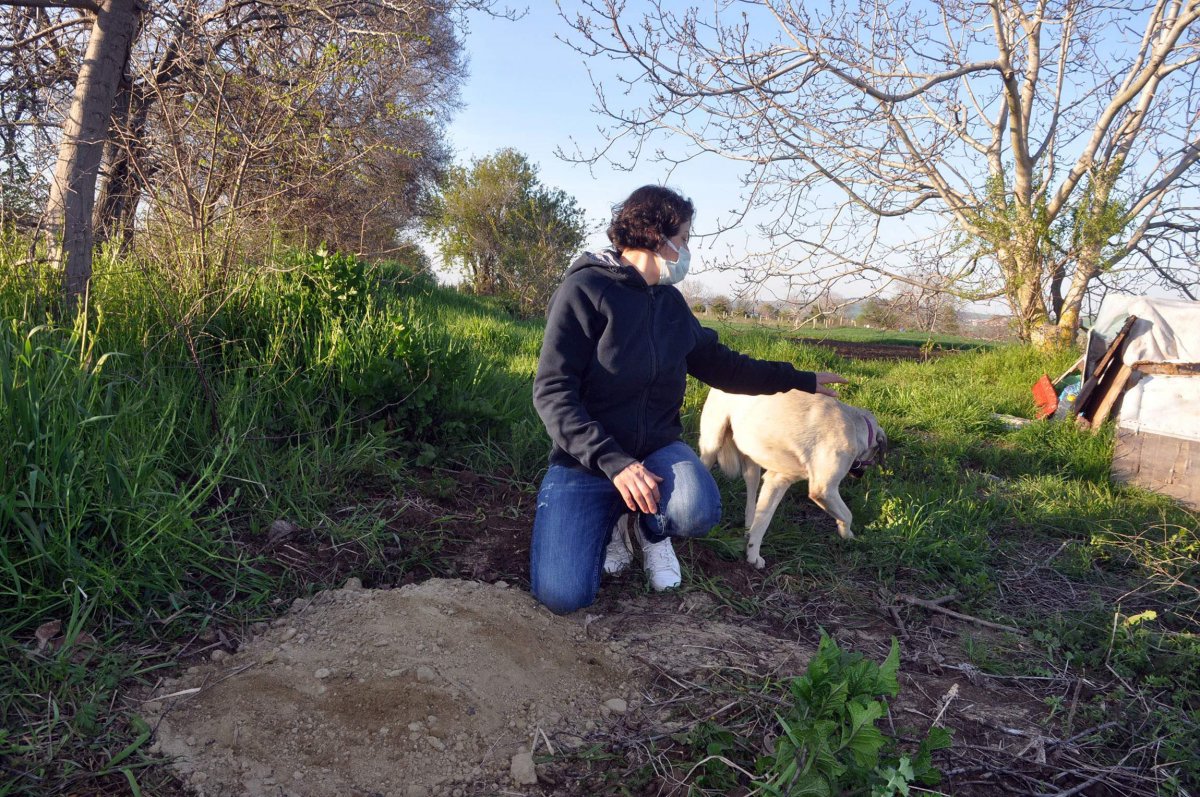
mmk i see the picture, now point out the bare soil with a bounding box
[139,470,1133,796]
[145,578,634,797]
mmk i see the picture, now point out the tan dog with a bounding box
[698,388,887,568]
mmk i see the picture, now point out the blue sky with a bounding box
[443,4,759,299]
[439,4,1198,317]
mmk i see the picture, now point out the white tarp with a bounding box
[1091,295,1200,442]
[1092,296,1200,364]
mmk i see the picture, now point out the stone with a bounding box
[314,668,332,680]
[509,750,538,786]
[343,577,363,591]
[269,519,300,539]
[604,697,628,715]
[415,665,436,683]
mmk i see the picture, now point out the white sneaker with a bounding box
[636,526,681,591]
[603,515,633,575]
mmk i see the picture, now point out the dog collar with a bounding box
[851,415,879,473]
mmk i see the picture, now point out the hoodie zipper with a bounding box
[636,288,658,455]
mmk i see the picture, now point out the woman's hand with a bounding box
[815,372,848,397]
[613,462,664,514]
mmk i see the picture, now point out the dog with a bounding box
[698,388,887,569]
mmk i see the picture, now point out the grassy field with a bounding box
[1,246,1196,795]
[698,315,1000,350]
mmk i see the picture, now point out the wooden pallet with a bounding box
[1113,428,1200,509]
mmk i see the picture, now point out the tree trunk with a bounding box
[44,0,142,312]
[1004,211,1052,344]
[1052,248,1102,349]
[94,82,152,252]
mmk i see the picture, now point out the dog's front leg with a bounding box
[809,481,854,540]
[745,473,792,569]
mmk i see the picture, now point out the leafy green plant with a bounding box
[755,635,951,797]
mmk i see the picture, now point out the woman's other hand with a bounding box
[815,372,848,397]
[613,462,664,514]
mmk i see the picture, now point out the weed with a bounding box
[754,634,951,796]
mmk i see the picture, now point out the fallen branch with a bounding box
[895,593,1022,634]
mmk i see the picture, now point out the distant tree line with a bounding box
[682,282,965,335]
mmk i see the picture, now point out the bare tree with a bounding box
[0,0,142,309]
[564,0,1200,345]
[3,0,504,306]
[2,7,88,228]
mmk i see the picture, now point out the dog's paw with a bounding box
[838,525,855,540]
[747,553,766,569]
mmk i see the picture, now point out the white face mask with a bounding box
[656,239,692,286]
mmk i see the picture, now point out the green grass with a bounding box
[686,319,1199,793]
[2,243,1197,794]
[699,317,997,349]
[0,246,544,795]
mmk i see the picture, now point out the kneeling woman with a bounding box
[531,185,845,614]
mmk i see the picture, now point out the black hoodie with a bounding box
[533,250,818,479]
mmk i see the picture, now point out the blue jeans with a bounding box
[530,441,722,615]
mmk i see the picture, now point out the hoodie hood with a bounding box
[566,249,649,288]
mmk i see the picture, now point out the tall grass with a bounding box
[0,245,548,795]
[0,248,538,635]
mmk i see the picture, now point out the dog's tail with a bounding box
[698,394,742,478]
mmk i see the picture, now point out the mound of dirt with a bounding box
[144,579,635,797]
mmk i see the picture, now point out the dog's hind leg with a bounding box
[808,475,854,540]
[742,459,761,530]
[744,472,794,569]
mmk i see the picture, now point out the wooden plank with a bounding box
[1090,316,1138,379]
[1112,428,1144,482]
[1075,316,1138,417]
[1052,355,1085,387]
[1132,362,1200,376]
[1088,363,1135,430]
[1079,352,1130,425]
[1113,429,1200,509]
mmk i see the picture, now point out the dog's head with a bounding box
[849,413,887,478]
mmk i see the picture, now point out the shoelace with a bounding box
[642,540,675,569]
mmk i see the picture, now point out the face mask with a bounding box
[656,239,692,286]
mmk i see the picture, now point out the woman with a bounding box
[531,185,845,614]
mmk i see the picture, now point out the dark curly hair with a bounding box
[606,185,695,252]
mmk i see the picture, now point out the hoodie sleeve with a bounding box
[686,323,817,395]
[533,281,638,480]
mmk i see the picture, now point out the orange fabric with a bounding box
[1032,374,1058,419]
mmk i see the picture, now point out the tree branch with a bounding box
[0,0,100,13]
[0,14,91,52]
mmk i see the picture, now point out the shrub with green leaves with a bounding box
[756,634,951,797]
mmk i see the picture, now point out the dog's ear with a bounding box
[876,428,888,466]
